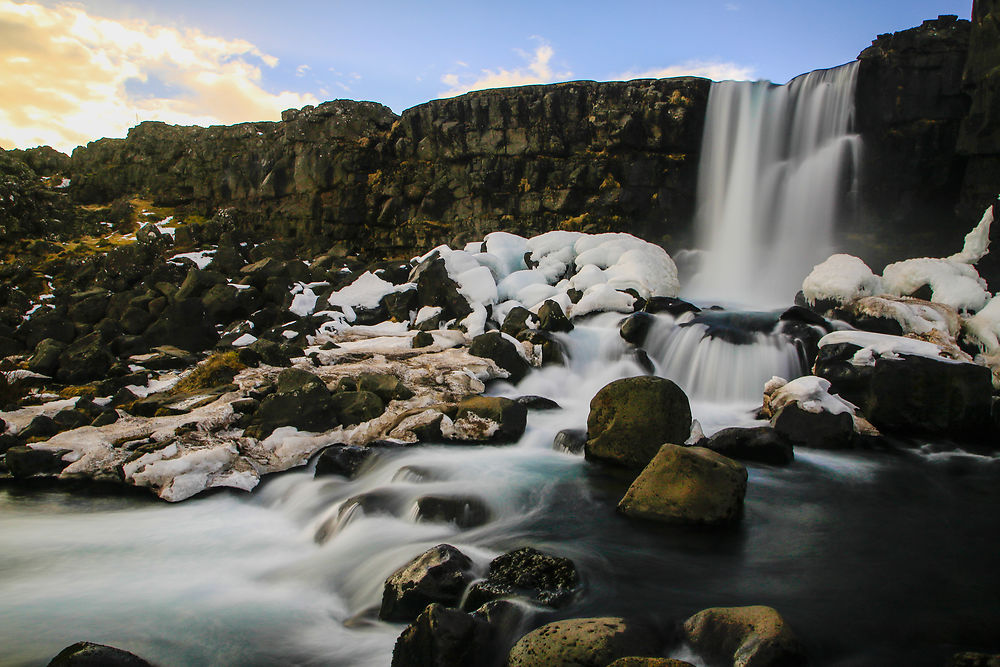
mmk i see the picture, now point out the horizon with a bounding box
[0,0,974,154]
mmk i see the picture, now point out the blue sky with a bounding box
[0,0,974,152]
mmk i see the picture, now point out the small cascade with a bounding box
[686,62,862,307]
[643,314,805,404]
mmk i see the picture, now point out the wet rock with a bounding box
[244,367,339,439]
[607,659,695,667]
[27,338,66,375]
[390,603,491,667]
[57,331,114,384]
[518,329,565,366]
[585,376,692,468]
[501,306,538,338]
[537,300,573,333]
[515,395,560,410]
[47,641,153,667]
[463,546,578,610]
[620,312,656,345]
[314,444,373,478]
[414,495,490,528]
[814,342,994,440]
[380,544,475,623]
[5,445,71,477]
[469,331,531,384]
[553,428,587,454]
[506,617,660,667]
[705,426,794,465]
[948,652,1000,667]
[683,605,806,667]
[447,396,527,443]
[771,402,855,450]
[330,390,385,426]
[618,444,747,525]
[644,296,700,317]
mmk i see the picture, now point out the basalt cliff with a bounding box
[3,7,1000,268]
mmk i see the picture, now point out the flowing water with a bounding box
[3,313,999,666]
[685,63,862,307]
[3,67,999,666]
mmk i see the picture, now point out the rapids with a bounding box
[2,312,999,666]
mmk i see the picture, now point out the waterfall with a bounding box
[685,62,862,307]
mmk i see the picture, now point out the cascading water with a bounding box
[684,62,862,307]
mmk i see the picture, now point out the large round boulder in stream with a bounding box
[47,641,152,667]
[469,331,531,384]
[506,617,660,667]
[243,368,339,439]
[683,605,806,667]
[380,544,475,623]
[618,444,747,525]
[585,377,692,468]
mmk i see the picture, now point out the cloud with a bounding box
[439,42,572,98]
[617,59,756,82]
[725,3,740,11]
[0,1,318,153]
[295,64,311,77]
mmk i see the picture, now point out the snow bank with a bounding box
[802,254,883,304]
[818,330,963,366]
[327,272,415,318]
[769,375,857,416]
[881,258,990,312]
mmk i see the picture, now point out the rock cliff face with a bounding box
[66,79,709,258]
[958,0,1000,218]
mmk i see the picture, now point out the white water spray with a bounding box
[686,62,862,307]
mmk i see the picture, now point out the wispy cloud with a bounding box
[725,3,741,11]
[439,42,572,98]
[0,1,319,153]
[617,59,756,82]
[295,64,311,77]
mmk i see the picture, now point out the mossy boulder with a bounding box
[244,368,339,438]
[585,376,692,468]
[506,617,660,667]
[683,605,806,667]
[57,331,114,384]
[46,641,153,667]
[27,337,66,375]
[143,298,219,352]
[330,390,385,426]
[463,546,578,610]
[447,396,527,443]
[618,444,747,525]
[6,445,71,477]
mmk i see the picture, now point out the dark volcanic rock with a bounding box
[244,367,339,439]
[448,396,527,443]
[391,603,491,667]
[463,546,578,610]
[414,495,490,528]
[469,331,531,384]
[771,402,856,450]
[705,426,794,465]
[314,444,373,478]
[47,641,153,667]
[57,331,114,384]
[380,544,475,623]
[620,312,656,345]
[6,445,71,477]
[553,428,587,454]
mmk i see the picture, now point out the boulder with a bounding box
[644,296,700,317]
[244,368,339,439]
[57,331,114,384]
[770,402,855,450]
[515,395,560,410]
[412,331,434,348]
[409,254,473,321]
[414,495,490,528]
[620,312,656,345]
[553,428,587,454]
[948,652,1000,667]
[5,445,71,477]
[463,546,578,610]
[814,342,993,440]
[314,444,373,478]
[447,396,527,443]
[618,445,747,525]
[340,373,415,403]
[27,337,66,375]
[390,603,491,667]
[330,390,385,426]
[501,306,537,337]
[46,641,153,667]
[537,300,573,333]
[585,377,692,468]
[506,617,660,667]
[201,284,244,323]
[380,544,475,623]
[683,605,806,667]
[175,268,226,300]
[469,331,531,384]
[705,426,794,465]
[143,298,219,352]
[607,660,695,667]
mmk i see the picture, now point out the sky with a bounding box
[0,0,975,154]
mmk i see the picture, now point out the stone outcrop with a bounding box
[62,80,709,258]
[506,617,660,667]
